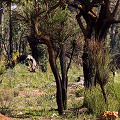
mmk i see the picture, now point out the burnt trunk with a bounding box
[60,44,68,110]
[82,38,97,88]
[0,2,3,53]
[45,38,64,115]
[9,1,12,56]
[27,35,38,61]
[82,46,96,88]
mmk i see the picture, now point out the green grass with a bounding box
[0,62,84,119]
[0,62,120,119]
[83,74,120,118]
[0,63,58,119]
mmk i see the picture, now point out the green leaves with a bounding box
[52,6,68,23]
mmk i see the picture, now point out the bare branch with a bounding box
[77,0,90,7]
[47,0,62,14]
[67,40,76,73]
[34,0,38,15]
[76,14,87,37]
[111,18,120,23]
[105,0,111,17]
[34,0,63,38]
[89,0,105,9]
[12,11,30,23]
[36,0,62,25]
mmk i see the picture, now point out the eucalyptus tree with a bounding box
[69,0,120,102]
[0,2,4,54]
[0,1,12,57]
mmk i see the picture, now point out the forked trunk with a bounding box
[45,38,64,115]
[60,44,68,110]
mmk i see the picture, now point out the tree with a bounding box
[0,2,6,55]
[0,1,12,57]
[8,1,13,58]
[14,0,80,115]
[69,0,120,102]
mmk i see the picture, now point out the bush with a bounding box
[0,91,14,115]
[83,86,106,117]
[0,62,6,75]
[83,80,120,117]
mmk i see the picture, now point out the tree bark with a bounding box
[27,34,39,61]
[0,2,2,53]
[0,2,5,55]
[7,1,13,59]
[9,3,12,56]
[71,1,120,95]
[82,42,96,88]
[60,44,68,110]
[44,37,64,115]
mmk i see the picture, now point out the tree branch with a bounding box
[12,11,30,23]
[105,0,111,17]
[76,14,87,37]
[77,0,90,7]
[36,0,62,27]
[34,0,38,15]
[34,0,63,43]
[67,40,76,73]
[111,19,120,23]
[47,0,62,14]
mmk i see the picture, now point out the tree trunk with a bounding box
[0,2,2,53]
[0,2,6,55]
[60,44,68,110]
[82,40,97,88]
[7,1,13,59]
[27,34,39,61]
[0,2,2,25]
[45,38,64,115]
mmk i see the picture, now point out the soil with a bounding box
[0,113,19,120]
[0,79,84,120]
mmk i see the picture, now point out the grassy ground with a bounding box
[0,63,85,119]
[0,62,120,120]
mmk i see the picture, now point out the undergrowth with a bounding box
[0,61,120,119]
[83,76,120,118]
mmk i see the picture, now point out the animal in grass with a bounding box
[6,54,36,72]
[109,53,120,76]
[19,54,37,72]
[99,111,118,120]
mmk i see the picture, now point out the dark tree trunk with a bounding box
[71,0,120,103]
[0,2,2,53]
[0,2,3,25]
[60,44,68,110]
[82,49,96,88]
[40,36,65,115]
[45,38,64,115]
[0,2,5,55]
[8,1,13,59]
[83,39,97,88]
[27,34,39,61]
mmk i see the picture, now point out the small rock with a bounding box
[50,113,58,119]
[99,111,118,120]
[17,111,23,115]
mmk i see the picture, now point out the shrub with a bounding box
[83,86,106,117]
[83,80,120,117]
[0,62,6,75]
[87,40,110,86]
[0,91,14,115]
